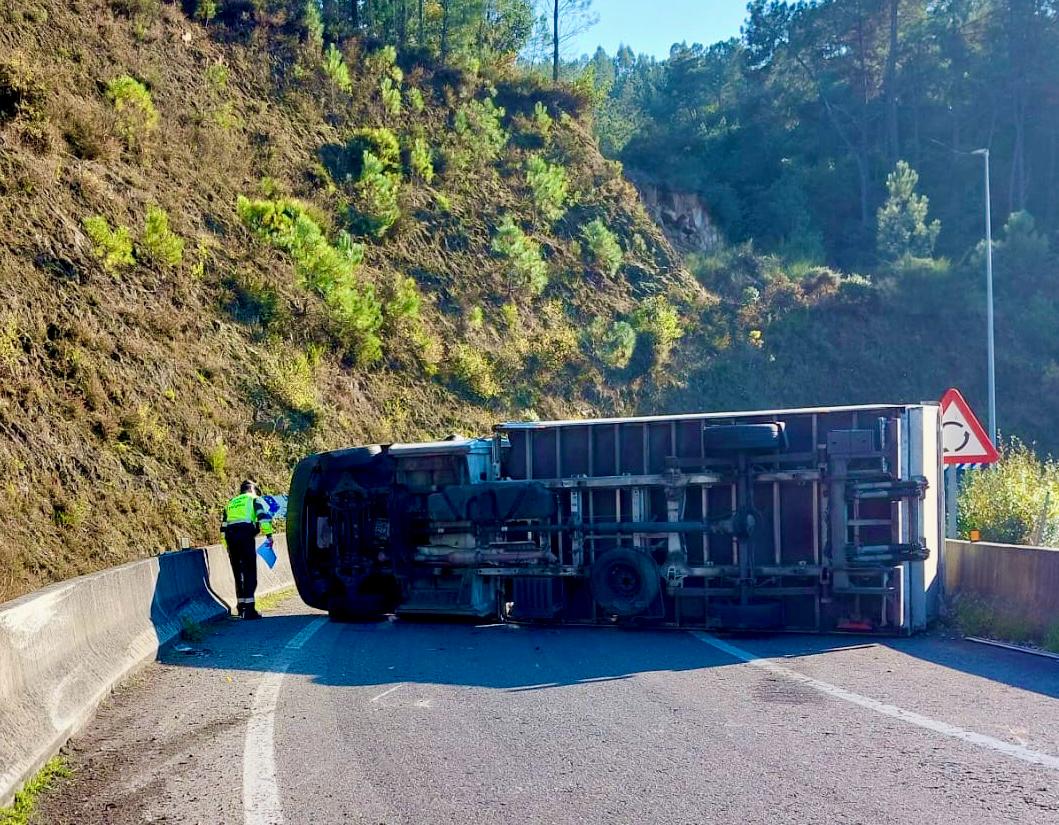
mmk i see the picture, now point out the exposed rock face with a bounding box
[633,179,722,253]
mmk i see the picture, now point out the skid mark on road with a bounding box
[692,632,1059,772]
[244,617,328,825]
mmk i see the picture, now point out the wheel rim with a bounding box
[607,561,642,599]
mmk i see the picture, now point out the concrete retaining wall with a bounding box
[944,539,1059,631]
[0,536,294,807]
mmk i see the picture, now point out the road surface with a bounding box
[37,596,1059,824]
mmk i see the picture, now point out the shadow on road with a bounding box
[160,607,1059,701]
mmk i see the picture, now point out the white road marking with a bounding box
[244,617,328,825]
[692,632,1059,772]
[370,683,405,703]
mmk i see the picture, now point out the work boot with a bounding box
[243,605,262,620]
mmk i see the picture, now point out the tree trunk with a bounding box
[885,0,900,163]
[351,0,358,29]
[553,0,560,82]
[418,0,424,44]
[441,0,450,61]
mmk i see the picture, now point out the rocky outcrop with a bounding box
[632,179,722,253]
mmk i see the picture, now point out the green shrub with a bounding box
[83,215,135,272]
[354,150,401,237]
[581,218,623,277]
[195,0,217,25]
[409,136,434,183]
[367,46,402,115]
[492,215,547,296]
[453,97,507,166]
[139,205,184,267]
[236,195,382,364]
[205,442,227,478]
[529,302,580,376]
[267,351,318,413]
[301,0,324,49]
[204,62,228,91]
[327,282,384,366]
[323,44,352,94]
[525,155,568,222]
[342,127,401,178]
[449,343,500,399]
[406,86,425,113]
[385,276,439,372]
[532,101,552,137]
[367,45,399,74]
[958,439,1059,545]
[0,60,46,125]
[380,76,401,116]
[631,295,684,369]
[466,306,484,330]
[586,318,636,370]
[105,75,158,150]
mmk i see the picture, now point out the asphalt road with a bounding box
[37,597,1059,824]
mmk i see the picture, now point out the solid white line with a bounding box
[370,683,405,703]
[244,618,328,825]
[691,632,1059,772]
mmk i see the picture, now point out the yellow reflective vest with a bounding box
[221,493,274,536]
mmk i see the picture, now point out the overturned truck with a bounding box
[287,404,943,633]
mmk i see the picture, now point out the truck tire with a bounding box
[590,549,660,617]
[703,423,786,453]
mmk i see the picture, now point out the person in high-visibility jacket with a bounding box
[221,480,273,620]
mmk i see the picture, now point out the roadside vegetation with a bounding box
[958,441,1059,547]
[949,594,1059,655]
[0,0,696,601]
[0,756,69,825]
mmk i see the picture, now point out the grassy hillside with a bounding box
[0,0,704,600]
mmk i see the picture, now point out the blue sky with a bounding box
[569,0,750,60]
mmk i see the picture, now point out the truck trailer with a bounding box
[286,403,943,633]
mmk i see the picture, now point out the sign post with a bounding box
[939,388,999,538]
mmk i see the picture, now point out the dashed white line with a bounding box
[692,631,1059,772]
[370,683,405,703]
[244,617,328,825]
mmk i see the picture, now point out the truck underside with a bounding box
[286,404,942,633]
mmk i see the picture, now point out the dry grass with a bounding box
[0,0,698,602]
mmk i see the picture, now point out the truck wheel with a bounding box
[590,549,660,617]
[703,423,786,453]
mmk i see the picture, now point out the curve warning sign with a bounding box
[940,388,999,465]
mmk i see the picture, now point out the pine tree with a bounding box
[876,160,940,263]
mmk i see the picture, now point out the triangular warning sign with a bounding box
[940,388,999,465]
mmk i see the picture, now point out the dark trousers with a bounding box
[224,524,258,611]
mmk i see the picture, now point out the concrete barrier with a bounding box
[944,539,1059,632]
[0,536,294,807]
[205,535,295,609]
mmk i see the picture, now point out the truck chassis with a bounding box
[286,404,942,633]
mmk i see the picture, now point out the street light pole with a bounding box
[971,148,996,445]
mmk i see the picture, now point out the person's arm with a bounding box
[254,496,274,537]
